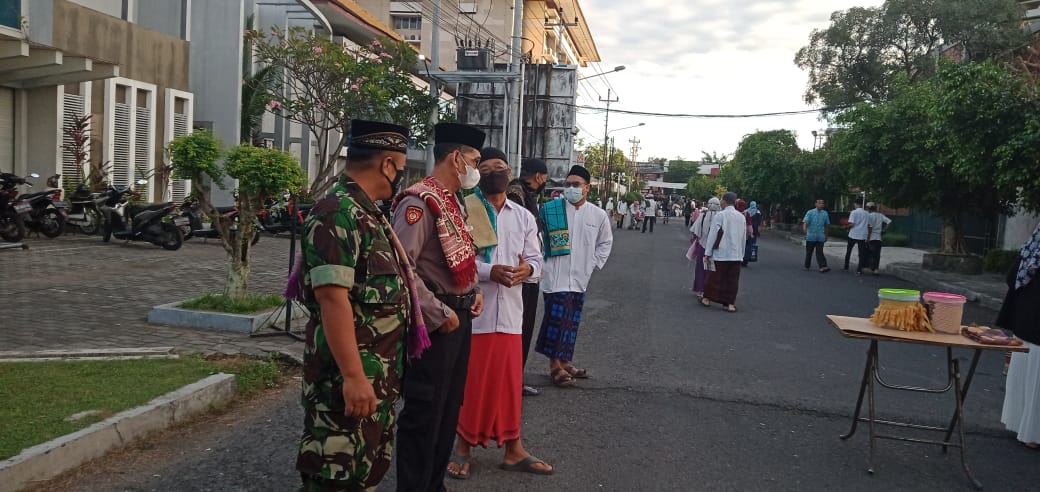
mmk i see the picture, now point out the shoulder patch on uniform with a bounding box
[405,206,423,225]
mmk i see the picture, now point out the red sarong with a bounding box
[456,333,522,447]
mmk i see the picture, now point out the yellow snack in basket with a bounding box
[870,298,935,333]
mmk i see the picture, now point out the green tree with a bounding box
[663,160,700,183]
[685,174,716,201]
[793,141,850,210]
[794,0,1025,113]
[836,61,1040,254]
[582,141,628,201]
[715,159,744,197]
[250,28,437,196]
[169,131,304,300]
[729,130,803,208]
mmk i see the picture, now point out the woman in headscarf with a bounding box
[999,221,1040,449]
[688,197,721,298]
[743,200,762,266]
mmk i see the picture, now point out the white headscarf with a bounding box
[691,197,722,242]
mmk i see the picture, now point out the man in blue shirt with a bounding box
[802,199,830,272]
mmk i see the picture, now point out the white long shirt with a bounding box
[616,201,628,215]
[867,211,892,241]
[541,199,613,294]
[848,207,870,240]
[643,199,657,216]
[704,206,747,261]
[474,199,544,335]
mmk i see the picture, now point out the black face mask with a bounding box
[478,170,510,194]
[384,165,405,198]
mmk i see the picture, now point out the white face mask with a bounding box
[563,186,584,204]
[458,163,481,189]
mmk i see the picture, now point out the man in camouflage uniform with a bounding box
[296,119,423,491]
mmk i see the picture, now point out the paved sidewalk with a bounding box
[0,234,304,360]
[764,228,1008,311]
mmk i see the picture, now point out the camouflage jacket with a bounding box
[299,175,409,412]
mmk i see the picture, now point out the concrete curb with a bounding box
[0,374,235,492]
[148,301,307,333]
[882,263,1005,311]
[0,347,176,362]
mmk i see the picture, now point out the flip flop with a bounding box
[550,367,574,387]
[700,298,711,307]
[499,456,554,475]
[447,454,471,480]
[726,305,737,313]
[563,365,590,379]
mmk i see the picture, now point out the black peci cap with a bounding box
[434,123,486,150]
[567,165,591,184]
[349,119,409,153]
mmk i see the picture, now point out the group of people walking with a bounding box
[290,119,613,491]
[686,193,761,313]
[802,197,891,274]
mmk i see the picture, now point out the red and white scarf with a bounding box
[395,177,477,289]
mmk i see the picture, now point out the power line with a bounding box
[456,93,848,118]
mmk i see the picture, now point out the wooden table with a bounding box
[826,315,1029,489]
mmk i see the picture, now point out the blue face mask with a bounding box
[563,186,584,204]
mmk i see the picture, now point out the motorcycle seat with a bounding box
[215,206,237,214]
[17,190,55,201]
[128,201,173,216]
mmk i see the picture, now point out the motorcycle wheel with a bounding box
[39,209,65,238]
[0,209,25,242]
[78,208,101,235]
[158,223,184,251]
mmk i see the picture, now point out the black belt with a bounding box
[435,291,477,311]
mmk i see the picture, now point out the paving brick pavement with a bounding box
[0,233,304,360]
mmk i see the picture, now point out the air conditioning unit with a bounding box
[262,138,274,149]
[456,47,490,71]
[459,2,477,14]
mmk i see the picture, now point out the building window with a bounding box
[393,15,421,30]
[0,0,20,29]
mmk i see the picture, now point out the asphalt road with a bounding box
[39,221,1040,492]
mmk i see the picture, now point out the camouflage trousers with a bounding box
[297,405,397,491]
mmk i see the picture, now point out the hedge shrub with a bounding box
[984,249,1020,274]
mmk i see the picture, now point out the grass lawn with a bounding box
[0,354,283,460]
[180,293,286,314]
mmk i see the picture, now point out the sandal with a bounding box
[726,305,737,313]
[499,455,554,475]
[563,365,590,379]
[447,453,472,480]
[550,367,575,387]
[700,297,711,307]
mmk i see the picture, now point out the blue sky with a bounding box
[573,0,883,162]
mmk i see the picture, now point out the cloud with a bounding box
[574,0,883,160]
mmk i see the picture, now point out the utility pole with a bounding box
[425,0,442,175]
[627,137,640,194]
[600,88,618,203]
[506,0,524,176]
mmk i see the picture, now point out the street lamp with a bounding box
[577,65,625,81]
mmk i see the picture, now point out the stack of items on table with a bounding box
[868,288,1023,346]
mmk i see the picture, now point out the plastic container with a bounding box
[878,288,921,302]
[923,292,967,334]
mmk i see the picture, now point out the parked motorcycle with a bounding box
[177,196,258,245]
[16,174,67,238]
[0,172,37,242]
[256,193,312,235]
[66,182,107,235]
[100,179,186,250]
